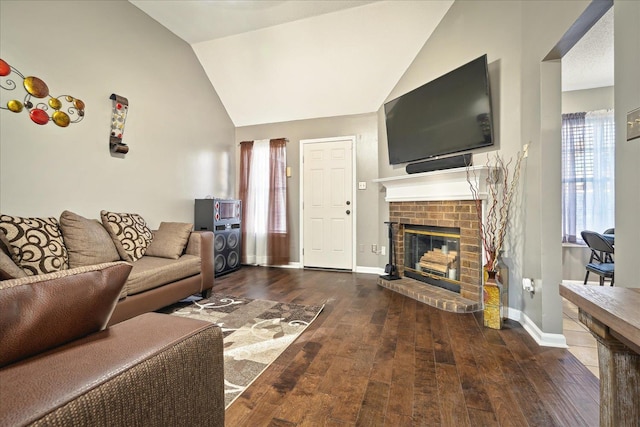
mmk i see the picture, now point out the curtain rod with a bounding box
[239,138,288,145]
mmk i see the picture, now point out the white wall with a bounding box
[0,1,235,228]
[376,0,527,284]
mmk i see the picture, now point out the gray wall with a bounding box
[375,0,526,271]
[378,0,591,334]
[236,113,381,268]
[614,0,640,288]
[0,0,235,227]
[561,85,615,282]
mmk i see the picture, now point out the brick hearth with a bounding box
[377,276,480,312]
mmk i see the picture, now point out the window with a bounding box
[561,110,615,243]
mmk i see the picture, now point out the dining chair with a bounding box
[581,230,615,286]
[601,228,615,262]
[583,227,615,282]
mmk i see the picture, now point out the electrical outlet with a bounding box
[523,143,530,158]
[371,244,377,253]
[381,246,386,256]
[358,181,367,190]
[522,278,535,294]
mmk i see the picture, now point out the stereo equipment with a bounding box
[195,199,242,277]
[405,153,472,174]
[212,223,241,277]
[195,198,241,229]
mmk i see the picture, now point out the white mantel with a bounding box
[373,166,490,202]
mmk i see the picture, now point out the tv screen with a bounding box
[384,54,494,165]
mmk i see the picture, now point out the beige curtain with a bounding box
[267,138,289,265]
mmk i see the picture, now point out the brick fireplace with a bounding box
[390,200,482,302]
[374,166,489,312]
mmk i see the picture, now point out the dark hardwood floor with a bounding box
[214,266,600,426]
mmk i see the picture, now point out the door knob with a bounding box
[346,201,351,205]
[346,210,351,215]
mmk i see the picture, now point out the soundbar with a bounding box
[405,153,472,174]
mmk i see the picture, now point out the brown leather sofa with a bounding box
[0,262,224,426]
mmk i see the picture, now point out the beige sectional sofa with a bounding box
[0,210,215,325]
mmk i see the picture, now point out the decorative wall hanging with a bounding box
[0,58,85,127]
[109,94,129,154]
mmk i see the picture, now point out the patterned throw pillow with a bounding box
[100,211,153,262]
[0,215,69,276]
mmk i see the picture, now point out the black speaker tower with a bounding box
[380,221,400,281]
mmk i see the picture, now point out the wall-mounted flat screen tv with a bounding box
[384,54,494,165]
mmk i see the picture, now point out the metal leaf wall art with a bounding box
[109,93,129,154]
[0,58,85,127]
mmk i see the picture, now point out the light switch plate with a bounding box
[358,181,367,190]
[627,107,640,141]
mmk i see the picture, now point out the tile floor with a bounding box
[562,280,599,378]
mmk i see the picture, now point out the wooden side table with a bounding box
[559,283,640,427]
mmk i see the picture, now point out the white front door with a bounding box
[302,137,354,270]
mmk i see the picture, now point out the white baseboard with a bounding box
[508,307,568,348]
[355,266,386,275]
[268,262,301,269]
[266,263,384,274]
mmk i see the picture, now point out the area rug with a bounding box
[159,293,324,408]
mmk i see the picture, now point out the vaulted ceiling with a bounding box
[130,0,613,127]
[129,0,453,126]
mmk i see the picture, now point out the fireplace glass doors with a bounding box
[403,226,461,293]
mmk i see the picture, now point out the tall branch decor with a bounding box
[467,151,525,272]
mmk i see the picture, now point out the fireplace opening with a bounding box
[403,225,461,293]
